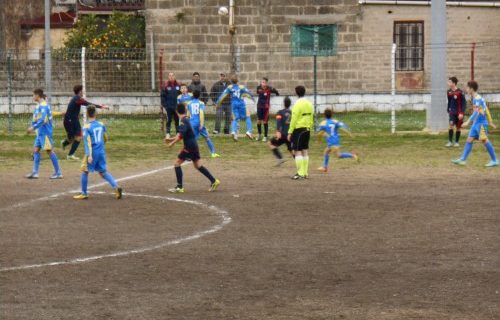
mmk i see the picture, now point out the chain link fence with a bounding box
[1,43,499,136]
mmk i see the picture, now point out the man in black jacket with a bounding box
[188,72,209,104]
[210,72,231,134]
[161,72,181,138]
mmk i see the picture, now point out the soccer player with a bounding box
[177,83,193,107]
[26,89,63,179]
[165,103,220,193]
[317,109,358,173]
[187,90,220,158]
[161,72,181,138]
[446,76,467,147]
[61,84,108,160]
[256,77,279,142]
[216,74,255,141]
[288,86,314,180]
[452,80,498,167]
[74,105,122,200]
[269,96,293,166]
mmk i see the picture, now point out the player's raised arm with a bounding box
[241,86,255,102]
[216,87,231,107]
[271,87,280,96]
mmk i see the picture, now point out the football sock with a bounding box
[68,140,80,156]
[101,172,118,189]
[340,152,354,159]
[206,139,216,154]
[49,152,61,175]
[461,141,473,160]
[455,130,461,143]
[231,118,238,135]
[257,123,262,135]
[33,152,41,174]
[245,116,252,133]
[303,156,309,176]
[295,156,304,176]
[62,139,71,148]
[484,141,498,162]
[198,166,216,184]
[264,123,269,137]
[448,129,453,142]
[323,154,330,168]
[175,166,183,188]
[272,148,282,160]
[81,172,88,194]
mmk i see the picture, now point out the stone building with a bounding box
[146,0,500,95]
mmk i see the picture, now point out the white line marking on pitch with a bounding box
[0,167,231,272]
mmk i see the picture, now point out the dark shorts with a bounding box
[64,119,82,139]
[291,128,310,151]
[178,149,201,162]
[270,136,292,151]
[449,114,463,128]
[257,106,270,122]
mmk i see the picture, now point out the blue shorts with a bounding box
[81,153,107,173]
[326,137,340,148]
[469,124,488,140]
[34,134,54,151]
[192,126,210,139]
[232,102,249,120]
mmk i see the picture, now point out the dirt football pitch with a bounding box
[0,156,499,319]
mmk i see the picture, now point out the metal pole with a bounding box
[150,31,155,91]
[471,42,476,81]
[391,43,396,134]
[7,53,13,134]
[44,0,52,101]
[428,0,448,132]
[313,26,319,129]
[81,47,87,123]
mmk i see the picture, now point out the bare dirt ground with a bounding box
[0,159,499,320]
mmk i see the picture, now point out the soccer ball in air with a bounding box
[218,6,229,16]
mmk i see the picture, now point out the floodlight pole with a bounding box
[313,26,319,130]
[44,0,52,101]
[428,0,448,132]
[229,0,236,73]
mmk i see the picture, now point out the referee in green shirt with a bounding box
[287,85,314,180]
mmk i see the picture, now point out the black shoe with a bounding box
[223,130,230,134]
[291,173,304,180]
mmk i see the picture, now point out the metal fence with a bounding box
[1,42,499,135]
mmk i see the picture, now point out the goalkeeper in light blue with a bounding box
[74,105,122,200]
[187,90,220,158]
[26,88,62,179]
[216,74,255,141]
[452,80,498,167]
[317,109,358,173]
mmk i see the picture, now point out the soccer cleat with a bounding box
[445,141,453,147]
[452,159,466,166]
[211,153,221,158]
[209,179,221,192]
[317,166,328,173]
[73,193,89,200]
[246,132,254,140]
[166,133,171,139]
[256,135,262,141]
[212,130,219,135]
[25,172,39,179]
[485,160,499,167]
[262,136,268,142]
[67,154,80,161]
[115,187,123,199]
[291,173,304,180]
[168,186,185,193]
[49,173,63,179]
[453,142,460,147]
[231,132,238,142]
[275,159,287,167]
[61,140,67,151]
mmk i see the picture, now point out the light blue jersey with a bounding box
[32,100,54,138]
[318,118,350,147]
[177,93,193,107]
[216,84,254,107]
[187,98,205,127]
[82,120,109,173]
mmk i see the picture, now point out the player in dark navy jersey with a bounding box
[269,96,293,166]
[165,104,221,193]
[61,85,108,160]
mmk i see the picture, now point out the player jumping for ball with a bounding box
[61,85,108,160]
[216,74,255,141]
[256,77,279,142]
[317,109,358,173]
[187,90,220,158]
[177,83,193,107]
[165,103,221,193]
[446,77,467,147]
[26,89,63,179]
[74,105,122,200]
[452,80,498,167]
[269,96,293,166]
